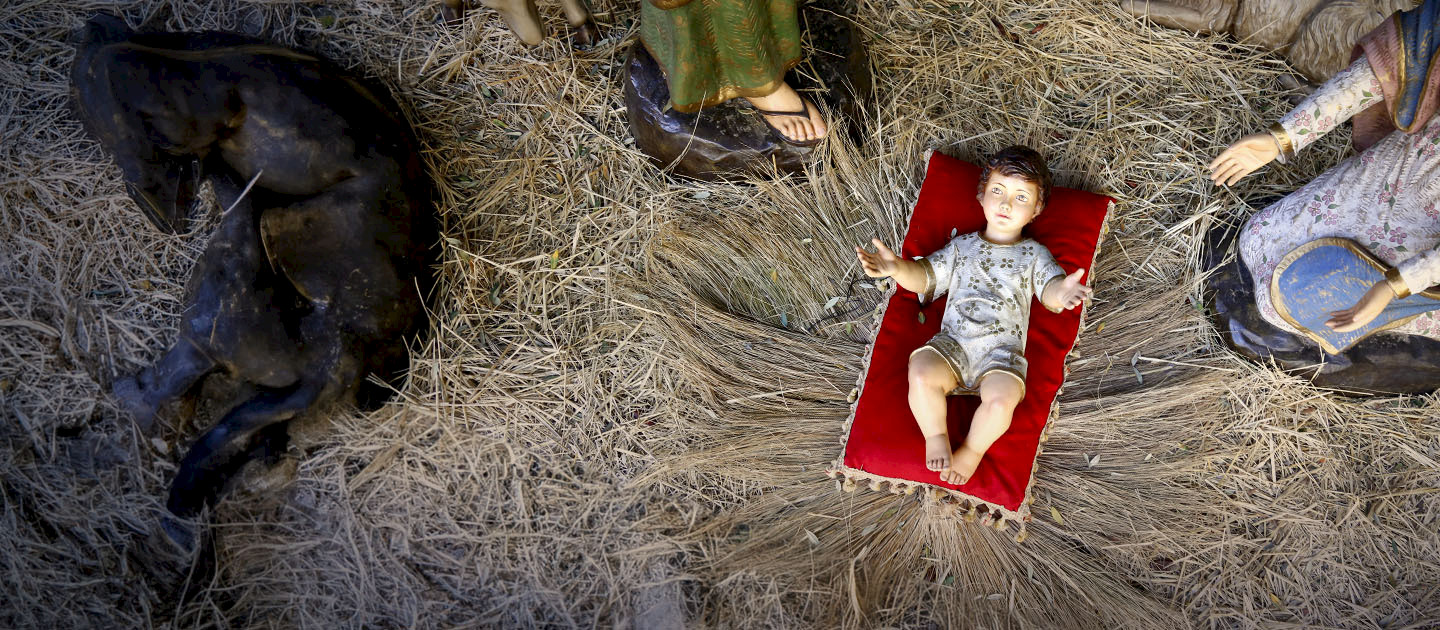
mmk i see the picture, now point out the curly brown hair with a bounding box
[977,145,1052,212]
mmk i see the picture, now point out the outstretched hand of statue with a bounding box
[856,238,901,278]
[1042,268,1091,312]
[1325,280,1398,332]
[1209,133,1282,186]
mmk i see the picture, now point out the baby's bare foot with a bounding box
[941,445,985,485]
[924,435,951,471]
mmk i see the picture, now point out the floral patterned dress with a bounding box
[1240,55,1440,339]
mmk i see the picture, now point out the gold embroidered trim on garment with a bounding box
[1269,122,1295,159]
[1269,237,1440,354]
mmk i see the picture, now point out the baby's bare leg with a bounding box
[941,371,1023,485]
[908,349,957,472]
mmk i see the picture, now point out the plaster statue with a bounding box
[1206,0,1440,394]
[623,0,871,180]
[441,0,598,47]
[1123,0,1413,82]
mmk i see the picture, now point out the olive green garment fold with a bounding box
[639,0,803,113]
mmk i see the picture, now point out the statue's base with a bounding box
[622,1,870,181]
[1204,223,1440,396]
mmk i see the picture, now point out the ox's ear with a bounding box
[73,13,133,51]
[119,153,202,234]
[258,202,348,307]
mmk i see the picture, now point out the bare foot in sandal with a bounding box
[743,81,827,145]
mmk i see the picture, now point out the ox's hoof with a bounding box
[112,374,159,430]
[130,513,213,604]
[236,454,299,498]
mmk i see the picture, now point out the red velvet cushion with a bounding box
[840,152,1113,513]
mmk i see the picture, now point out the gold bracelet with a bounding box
[1269,122,1295,159]
[1385,266,1412,299]
[917,258,936,303]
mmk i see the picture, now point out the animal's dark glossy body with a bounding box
[71,15,436,518]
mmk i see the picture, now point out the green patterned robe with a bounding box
[639,0,802,113]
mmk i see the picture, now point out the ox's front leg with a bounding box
[113,338,215,430]
[165,379,328,518]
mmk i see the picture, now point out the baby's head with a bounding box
[976,146,1052,230]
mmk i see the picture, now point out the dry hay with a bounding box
[1,0,1437,628]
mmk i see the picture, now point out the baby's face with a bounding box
[977,173,1042,233]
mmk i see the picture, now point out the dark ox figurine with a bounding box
[71,15,436,520]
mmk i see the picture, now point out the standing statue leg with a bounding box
[440,0,467,25]
[478,0,544,45]
[554,0,598,47]
[639,0,827,144]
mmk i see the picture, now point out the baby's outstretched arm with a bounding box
[1041,268,1091,312]
[856,238,928,294]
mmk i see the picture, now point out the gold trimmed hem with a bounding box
[113,41,320,63]
[1269,237,1440,354]
[910,336,1029,400]
[1269,122,1295,159]
[1383,13,1440,133]
[637,36,805,114]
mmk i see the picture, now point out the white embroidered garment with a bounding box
[1240,55,1440,338]
[915,233,1065,390]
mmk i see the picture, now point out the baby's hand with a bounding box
[1054,268,1091,310]
[855,238,900,278]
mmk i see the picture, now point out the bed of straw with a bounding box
[2,0,1437,628]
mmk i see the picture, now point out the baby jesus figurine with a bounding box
[856,146,1090,485]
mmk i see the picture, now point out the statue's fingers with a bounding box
[1213,155,1241,174]
[1222,164,1251,187]
[873,238,897,258]
[1207,149,1234,171]
[1210,161,1238,184]
[1215,162,1241,185]
[1207,160,1226,181]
